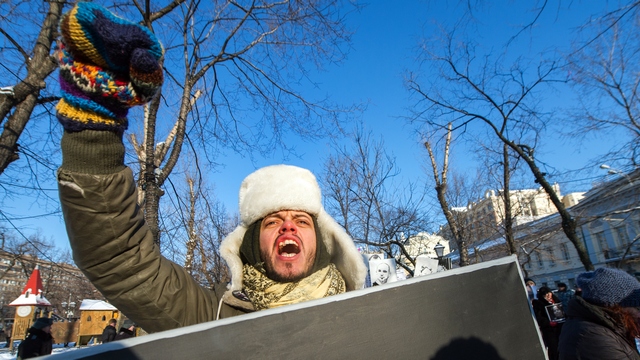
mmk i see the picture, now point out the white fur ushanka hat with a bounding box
[220,164,367,292]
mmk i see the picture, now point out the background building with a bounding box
[0,250,101,329]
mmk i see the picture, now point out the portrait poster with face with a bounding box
[369,258,397,286]
[545,304,566,323]
[362,253,385,287]
[414,255,439,277]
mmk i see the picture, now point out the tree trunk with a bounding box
[425,124,469,267]
[509,141,594,271]
[0,0,62,175]
[143,94,162,245]
[184,177,197,274]
[502,143,517,255]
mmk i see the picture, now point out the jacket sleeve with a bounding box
[58,165,222,333]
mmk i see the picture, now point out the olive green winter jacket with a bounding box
[57,130,366,334]
[57,131,248,333]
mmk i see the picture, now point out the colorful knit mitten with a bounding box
[56,2,164,134]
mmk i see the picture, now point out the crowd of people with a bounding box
[526,268,640,360]
[102,319,137,343]
[10,317,136,359]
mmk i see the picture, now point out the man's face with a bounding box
[259,210,317,282]
[42,325,51,334]
[376,264,390,283]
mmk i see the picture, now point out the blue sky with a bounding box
[3,1,632,252]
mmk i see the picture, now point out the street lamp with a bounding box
[61,294,76,322]
[600,164,633,184]
[434,243,447,272]
[434,243,445,259]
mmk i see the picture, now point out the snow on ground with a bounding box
[0,341,88,359]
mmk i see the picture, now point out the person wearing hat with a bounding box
[558,267,640,360]
[55,3,366,335]
[553,282,575,311]
[17,317,53,359]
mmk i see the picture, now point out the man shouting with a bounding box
[55,2,366,334]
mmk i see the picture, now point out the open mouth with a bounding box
[278,239,300,258]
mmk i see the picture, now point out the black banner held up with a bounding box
[50,256,545,360]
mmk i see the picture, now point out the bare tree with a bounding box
[160,166,235,289]
[0,231,101,321]
[567,5,640,166]
[322,129,433,275]
[406,29,595,270]
[424,123,469,266]
[0,1,67,240]
[0,0,62,175]
[120,0,362,245]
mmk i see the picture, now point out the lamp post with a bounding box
[61,294,76,322]
[434,243,446,272]
[600,164,633,184]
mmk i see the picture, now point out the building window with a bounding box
[532,252,543,268]
[594,232,611,259]
[547,248,556,267]
[560,243,570,261]
[614,225,630,249]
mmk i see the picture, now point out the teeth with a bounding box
[278,240,299,256]
[278,240,298,249]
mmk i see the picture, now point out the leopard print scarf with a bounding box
[242,263,346,310]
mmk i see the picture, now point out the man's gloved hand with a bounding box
[56,2,164,135]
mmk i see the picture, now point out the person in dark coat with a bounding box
[101,319,117,343]
[559,267,640,360]
[3,323,11,348]
[17,317,53,359]
[532,286,563,360]
[113,320,136,341]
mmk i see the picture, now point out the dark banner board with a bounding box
[48,256,546,360]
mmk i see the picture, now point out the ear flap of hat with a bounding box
[220,225,248,292]
[316,209,367,291]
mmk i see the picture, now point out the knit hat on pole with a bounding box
[56,2,164,134]
[577,267,640,308]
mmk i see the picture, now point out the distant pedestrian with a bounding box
[3,323,11,348]
[525,278,537,303]
[532,287,563,360]
[559,267,640,360]
[114,320,136,341]
[554,282,575,310]
[101,319,117,344]
[16,317,53,359]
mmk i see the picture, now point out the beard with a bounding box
[261,248,316,283]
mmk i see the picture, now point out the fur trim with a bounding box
[219,225,247,292]
[239,165,322,224]
[220,165,366,292]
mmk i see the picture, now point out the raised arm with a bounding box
[56,2,220,333]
